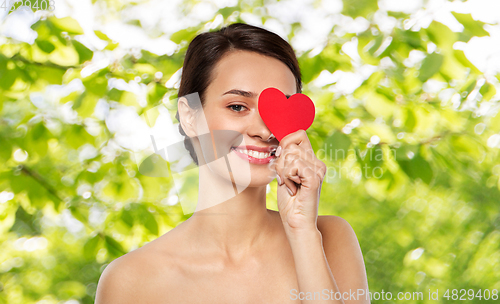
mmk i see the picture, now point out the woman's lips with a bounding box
[231,147,276,164]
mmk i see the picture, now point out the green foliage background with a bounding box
[1,0,500,303]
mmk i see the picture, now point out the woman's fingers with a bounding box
[282,156,302,195]
[275,148,297,195]
[274,130,326,196]
[276,146,320,196]
[279,129,313,151]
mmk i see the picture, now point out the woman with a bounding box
[95,23,369,303]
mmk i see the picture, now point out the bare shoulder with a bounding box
[94,252,143,304]
[317,215,363,261]
[94,231,182,304]
[317,215,365,261]
[317,215,357,242]
[317,216,370,302]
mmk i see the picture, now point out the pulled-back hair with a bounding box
[175,23,302,165]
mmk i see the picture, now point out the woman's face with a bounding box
[194,50,297,188]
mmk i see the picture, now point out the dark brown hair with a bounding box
[175,22,302,165]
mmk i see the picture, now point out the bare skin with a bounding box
[95,50,369,303]
[95,212,367,303]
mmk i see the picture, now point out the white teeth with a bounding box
[235,148,271,159]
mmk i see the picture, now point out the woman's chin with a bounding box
[230,170,276,188]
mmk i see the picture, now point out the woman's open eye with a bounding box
[228,104,247,112]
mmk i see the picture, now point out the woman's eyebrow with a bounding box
[221,89,292,98]
[222,89,256,98]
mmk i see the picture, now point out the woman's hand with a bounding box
[273,129,327,235]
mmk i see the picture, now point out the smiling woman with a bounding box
[94,22,370,304]
[173,23,301,167]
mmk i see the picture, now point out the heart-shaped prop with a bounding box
[258,87,315,142]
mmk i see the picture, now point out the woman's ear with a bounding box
[177,97,198,138]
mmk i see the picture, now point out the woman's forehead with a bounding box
[209,50,297,97]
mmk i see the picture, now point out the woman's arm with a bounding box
[319,216,370,304]
[273,130,369,303]
[286,226,344,303]
[286,216,370,303]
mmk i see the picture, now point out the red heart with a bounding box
[258,87,315,142]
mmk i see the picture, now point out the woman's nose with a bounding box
[247,113,274,141]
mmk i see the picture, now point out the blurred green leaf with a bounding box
[323,131,351,161]
[62,125,95,149]
[29,65,66,85]
[72,41,93,64]
[217,6,239,19]
[342,0,378,18]
[107,88,124,101]
[453,49,481,74]
[94,30,111,41]
[479,82,496,101]
[405,108,416,132]
[83,234,101,260]
[0,56,18,90]
[452,12,489,39]
[120,209,134,228]
[426,21,457,49]
[55,281,86,299]
[0,136,12,161]
[298,44,353,84]
[26,123,49,157]
[138,154,171,177]
[69,203,89,225]
[104,235,126,257]
[138,204,159,235]
[83,71,108,96]
[9,206,41,236]
[72,93,98,118]
[355,146,384,176]
[397,152,434,185]
[170,26,202,44]
[36,40,56,53]
[419,53,444,82]
[148,82,168,105]
[49,17,84,35]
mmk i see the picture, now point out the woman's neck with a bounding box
[184,163,276,260]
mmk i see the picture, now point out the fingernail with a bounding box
[276,146,282,157]
[286,186,293,196]
[277,175,282,185]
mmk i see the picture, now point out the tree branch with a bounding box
[11,53,80,70]
[20,165,65,203]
